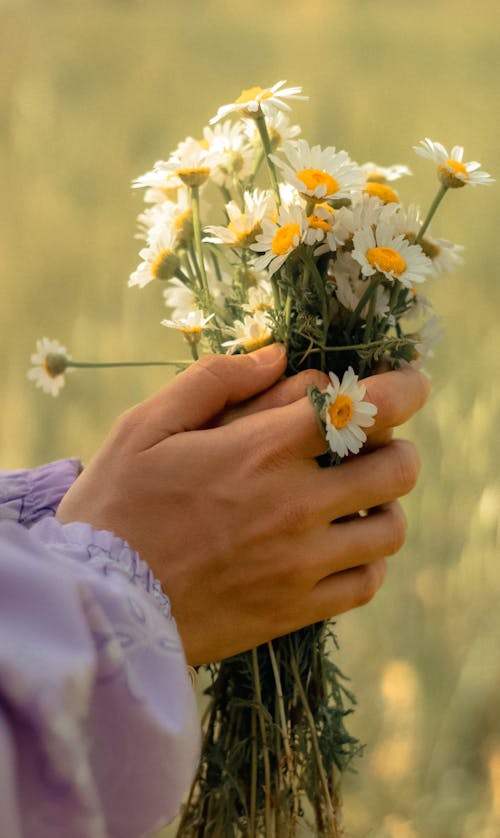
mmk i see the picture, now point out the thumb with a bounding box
[135,343,287,446]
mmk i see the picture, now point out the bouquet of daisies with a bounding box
[29,80,492,837]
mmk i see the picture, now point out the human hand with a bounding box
[56,345,429,665]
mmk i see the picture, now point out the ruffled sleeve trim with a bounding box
[0,459,82,525]
[32,515,174,621]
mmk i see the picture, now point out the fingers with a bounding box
[363,366,430,436]
[308,558,388,623]
[307,439,420,522]
[220,368,330,425]
[310,502,406,580]
[127,344,287,448]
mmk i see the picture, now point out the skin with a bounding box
[57,343,429,665]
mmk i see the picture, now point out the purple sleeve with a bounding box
[0,516,200,838]
[0,460,82,525]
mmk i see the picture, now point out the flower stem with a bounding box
[289,645,337,837]
[66,359,191,369]
[415,183,448,244]
[346,273,379,331]
[267,641,299,830]
[255,115,281,206]
[251,648,272,836]
[191,185,211,305]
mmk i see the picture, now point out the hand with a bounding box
[57,345,429,665]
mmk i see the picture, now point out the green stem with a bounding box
[267,641,299,830]
[66,360,190,369]
[255,114,281,205]
[346,273,380,331]
[191,185,211,305]
[251,648,272,836]
[415,183,448,244]
[358,283,378,377]
[289,646,337,837]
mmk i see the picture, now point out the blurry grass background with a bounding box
[1,0,499,835]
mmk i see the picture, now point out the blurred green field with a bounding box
[1,0,499,835]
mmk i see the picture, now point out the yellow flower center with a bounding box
[444,159,468,177]
[235,86,272,105]
[241,332,273,352]
[173,209,192,232]
[272,223,301,256]
[307,214,332,232]
[181,326,203,335]
[366,246,407,276]
[297,168,339,197]
[363,182,399,204]
[176,167,211,187]
[328,394,354,430]
[151,248,180,280]
[228,218,261,247]
[43,353,67,378]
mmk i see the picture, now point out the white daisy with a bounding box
[132,160,183,204]
[222,311,273,353]
[250,204,308,277]
[352,222,433,288]
[321,367,377,458]
[361,162,412,183]
[410,314,443,364]
[271,139,363,203]
[391,204,464,275]
[163,136,212,188]
[163,277,197,320]
[161,310,215,337]
[27,337,71,397]
[129,226,180,288]
[243,110,301,151]
[138,190,194,248]
[210,80,307,123]
[242,279,274,313]
[414,139,494,188]
[330,193,395,243]
[202,120,254,190]
[305,202,346,256]
[204,189,273,248]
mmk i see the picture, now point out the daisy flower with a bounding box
[204,189,273,248]
[202,120,254,190]
[321,367,377,458]
[333,194,397,244]
[243,110,301,151]
[242,279,274,313]
[27,337,71,397]
[414,139,494,188]
[129,226,180,288]
[391,203,465,275]
[271,139,363,203]
[222,311,273,353]
[250,204,308,277]
[361,162,412,183]
[305,202,346,255]
[163,137,212,188]
[352,222,433,288]
[132,161,183,204]
[210,80,307,123]
[161,310,215,341]
[163,277,197,320]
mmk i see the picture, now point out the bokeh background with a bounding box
[1,0,499,835]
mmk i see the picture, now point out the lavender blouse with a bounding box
[0,460,200,838]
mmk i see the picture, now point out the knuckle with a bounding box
[390,440,420,495]
[278,490,314,536]
[385,503,407,555]
[197,353,229,381]
[296,368,330,392]
[356,560,386,606]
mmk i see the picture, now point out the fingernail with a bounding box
[251,343,286,365]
